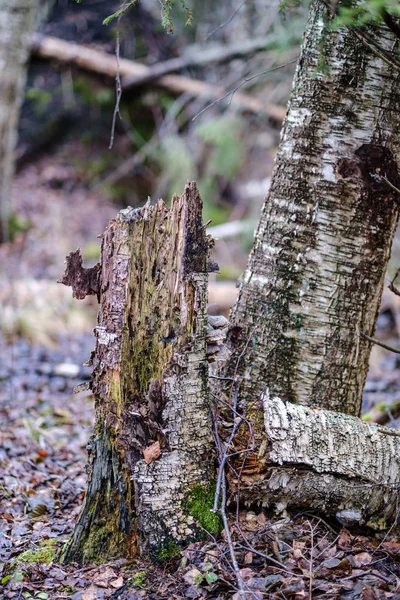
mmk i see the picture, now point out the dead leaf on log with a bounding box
[143,441,161,464]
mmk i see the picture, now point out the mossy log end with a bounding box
[61,183,215,563]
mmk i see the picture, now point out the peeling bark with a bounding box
[233,393,400,529]
[221,1,400,416]
[61,183,214,563]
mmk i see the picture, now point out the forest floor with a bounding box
[3,151,400,599]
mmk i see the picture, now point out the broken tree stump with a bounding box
[60,183,215,562]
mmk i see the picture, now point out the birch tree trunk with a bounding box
[0,0,39,242]
[221,1,400,417]
[60,183,215,563]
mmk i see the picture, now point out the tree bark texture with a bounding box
[222,1,400,416]
[0,0,39,242]
[61,183,215,563]
[232,393,400,529]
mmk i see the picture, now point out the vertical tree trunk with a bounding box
[0,0,39,242]
[221,1,400,416]
[61,183,215,563]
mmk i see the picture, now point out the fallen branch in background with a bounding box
[29,34,286,121]
[122,36,280,89]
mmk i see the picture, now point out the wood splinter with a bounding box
[58,248,101,300]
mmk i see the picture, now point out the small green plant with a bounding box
[62,586,75,594]
[194,563,219,587]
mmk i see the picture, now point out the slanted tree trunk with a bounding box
[60,183,215,563]
[221,1,400,417]
[0,0,39,242]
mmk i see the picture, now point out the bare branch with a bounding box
[360,331,400,354]
[206,0,247,39]
[192,57,298,121]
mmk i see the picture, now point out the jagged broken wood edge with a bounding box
[58,249,100,300]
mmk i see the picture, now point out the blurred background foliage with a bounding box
[1,0,399,422]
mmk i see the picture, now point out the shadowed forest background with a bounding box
[3,1,400,598]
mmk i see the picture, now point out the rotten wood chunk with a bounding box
[58,249,100,300]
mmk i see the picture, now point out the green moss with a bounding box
[131,571,147,586]
[184,484,223,535]
[367,517,387,531]
[15,539,58,565]
[1,575,11,585]
[154,539,181,562]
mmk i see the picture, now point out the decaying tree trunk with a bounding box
[60,183,215,563]
[221,1,400,417]
[0,0,40,242]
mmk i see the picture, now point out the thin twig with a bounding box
[206,0,247,39]
[360,331,400,354]
[220,475,248,600]
[109,15,123,149]
[213,385,242,512]
[349,26,400,73]
[192,58,298,121]
[308,520,314,600]
[381,175,400,195]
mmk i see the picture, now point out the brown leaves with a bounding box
[143,441,161,464]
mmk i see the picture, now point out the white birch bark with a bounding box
[0,0,39,242]
[233,392,400,528]
[221,1,400,416]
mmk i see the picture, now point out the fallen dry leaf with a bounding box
[110,576,124,588]
[353,552,373,567]
[143,441,161,464]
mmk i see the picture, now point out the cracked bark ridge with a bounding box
[58,249,100,299]
[221,1,400,417]
[62,182,214,564]
[232,392,400,529]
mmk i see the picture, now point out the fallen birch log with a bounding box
[233,392,400,529]
[29,34,286,121]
